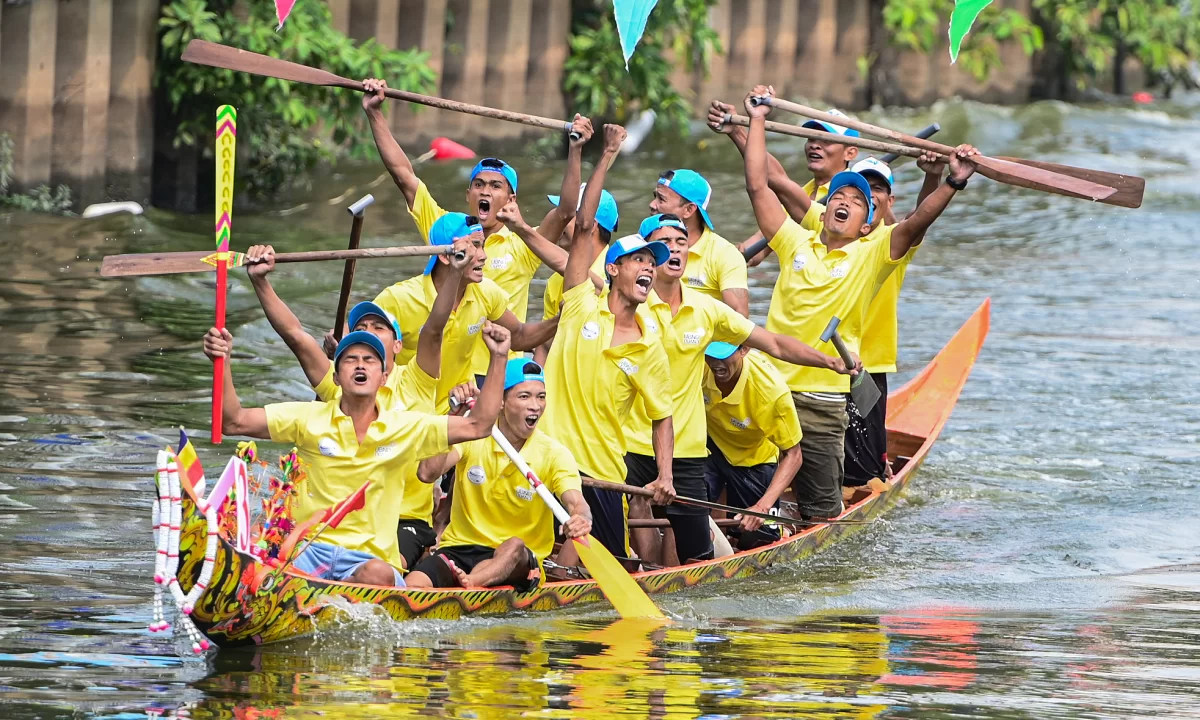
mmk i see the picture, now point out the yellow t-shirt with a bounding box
[372,274,508,414]
[624,287,756,458]
[682,228,748,302]
[266,401,449,570]
[765,217,900,393]
[542,282,673,482]
[801,203,916,374]
[543,253,607,320]
[440,429,581,561]
[313,360,437,413]
[702,349,803,466]
[803,178,831,203]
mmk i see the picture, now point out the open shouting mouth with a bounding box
[666,256,683,270]
[832,205,851,222]
[352,369,369,385]
[477,198,491,220]
[635,273,653,291]
[524,412,540,430]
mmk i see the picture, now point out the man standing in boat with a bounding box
[648,169,751,317]
[701,341,804,550]
[540,124,676,564]
[407,358,592,589]
[360,78,590,354]
[201,321,512,587]
[625,214,853,565]
[740,85,978,520]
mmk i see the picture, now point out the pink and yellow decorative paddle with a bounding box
[213,105,237,444]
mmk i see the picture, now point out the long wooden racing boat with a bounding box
[171,300,990,647]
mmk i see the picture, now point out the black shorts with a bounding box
[582,478,630,558]
[704,442,782,549]
[409,543,541,593]
[623,453,709,517]
[844,373,889,487]
[396,518,437,570]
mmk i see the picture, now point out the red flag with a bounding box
[326,481,370,529]
[275,0,297,30]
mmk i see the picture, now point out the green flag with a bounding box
[948,0,994,63]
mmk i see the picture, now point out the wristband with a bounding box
[946,175,968,191]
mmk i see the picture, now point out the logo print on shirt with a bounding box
[792,256,807,271]
[467,316,485,335]
[581,321,601,340]
[682,330,705,346]
[375,443,395,457]
[466,465,487,484]
[489,254,513,271]
[644,319,659,334]
[616,358,639,375]
[515,486,534,501]
[730,417,752,430]
[686,271,707,288]
[829,261,850,279]
[317,438,341,457]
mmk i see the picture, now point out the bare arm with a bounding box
[203,328,270,439]
[494,309,560,352]
[244,246,330,387]
[565,124,626,292]
[745,326,847,372]
[560,488,593,539]
[505,216,607,294]
[905,152,947,247]
[362,79,420,208]
[536,114,593,243]
[741,89,789,241]
[722,288,750,318]
[416,240,470,378]
[891,145,978,260]
[446,323,509,443]
[417,448,461,485]
[740,442,803,532]
[644,417,676,506]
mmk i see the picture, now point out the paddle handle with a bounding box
[819,317,856,368]
[333,197,372,343]
[212,263,226,445]
[580,478,798,527]
[754,96,956,157]
[722,113,923,160]
[880,123,940,163]
[379,86,578,139]
[491,426,572,524]
[273,245,452,264]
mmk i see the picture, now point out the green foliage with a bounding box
[156,0,436,199]
[1033,0,1200,92]
[0,133,74,215]
[565,0,721,137]
[882,0,1043,81]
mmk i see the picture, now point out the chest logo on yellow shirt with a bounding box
[730,417,752,430]
[581,321,601,340]
[616,358,639,375]
[489,254,513,271]
[792,256,807,271]
[467,316,485,335]
[515,486,534,501]
[682,330,705,346]
[318,438,341,457]
[644,319,659,334]
[829,261,850,279]
[686,272,707,288]
[375,443,395,458]
[466,465,487,484]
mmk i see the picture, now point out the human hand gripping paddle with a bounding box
[181,40,583,141]
[748,95,1140,207]
[820,317,880,417]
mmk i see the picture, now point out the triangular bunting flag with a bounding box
[948,0,995,63]
[275,0,298,31]
[613,0,659,69]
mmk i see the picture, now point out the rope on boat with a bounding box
[150,448,219,654]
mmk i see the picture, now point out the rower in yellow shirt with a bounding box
[200,322,511,586]
[624,214,851,565]
[541,124,676,562]
[408,359,592,589]
[742,84,978,520]
[649,168,750,316]
[701,342,803,551]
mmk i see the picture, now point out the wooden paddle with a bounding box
[723,112,926,158]
[751,96,1120,203]
[490,427,666,619]
[820,317,880,417]
[994,157,1144,208]
[182,40,582,140]
[333,194,375,343]
[100,245,452,278]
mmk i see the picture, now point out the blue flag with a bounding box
[613,0,659,69]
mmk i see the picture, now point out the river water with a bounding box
[2,98,1199,719]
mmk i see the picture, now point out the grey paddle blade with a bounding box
[848,369,881,417]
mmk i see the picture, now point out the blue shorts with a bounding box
[293,541,405,586]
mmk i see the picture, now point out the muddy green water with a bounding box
[2,98,1199,719]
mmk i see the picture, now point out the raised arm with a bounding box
[417,447,461,485]
[362,78,420,209]
[565,124,626,292]
[710,100,813,221]
[500,200,606,294]
[243,245,330,387]
[415,239,471,378]
[890,144,978,260]
[741,87,789,241]
[536,114,593,243]
[202,328,270,439]
[494,309,560,352]
[446,322,509,443]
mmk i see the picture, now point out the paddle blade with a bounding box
[101,251,216,277]
[182,40,356,90]
[996,157,1144,209]
[973,155,1116,202]
[849,370,882,417]
[573,535,666,619]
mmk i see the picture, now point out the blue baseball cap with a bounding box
[425,212,484,274]
[704,341,741,360]
[503,358,545,392]
[604,234,670,280]
[638,213,688,240]
[347,301,401,340]
[825,171,875,225]
[548,184,619,233]
[334,330,388,371]
[802,109,861,140]
[469,157,518,193]
[657,169,714,229]
[852,157,894,190]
